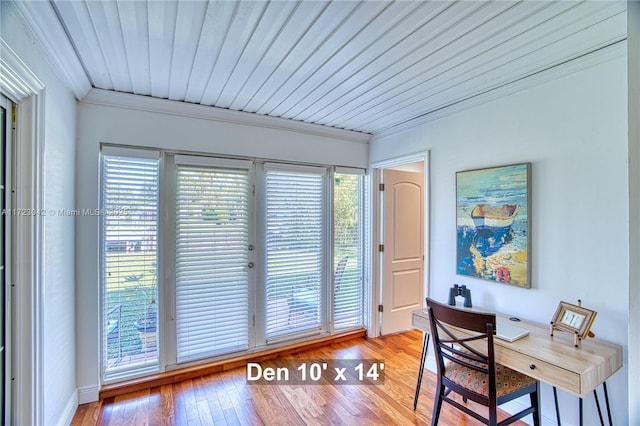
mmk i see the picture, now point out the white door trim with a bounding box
[0,38,45,426]
[369,151,430,338]
[628,2,640,423]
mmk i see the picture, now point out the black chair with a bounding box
[333,255,349,294]
[288,257,349,325]
[426,298,540,426]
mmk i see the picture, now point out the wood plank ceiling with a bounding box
[51,0,626,134]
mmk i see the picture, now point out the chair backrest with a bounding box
[426,297,497,398]
[334,256,349,293]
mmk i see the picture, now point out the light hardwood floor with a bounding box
[71,330,528,425]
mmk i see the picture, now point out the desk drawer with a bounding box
[498,349,580,395]
[412,312,430,333]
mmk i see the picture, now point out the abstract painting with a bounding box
[456,163,531,288]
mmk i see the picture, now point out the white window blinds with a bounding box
[102,153,159,377]
[265,165,326,338]
[175,164,250,362]
[333,171,365,330]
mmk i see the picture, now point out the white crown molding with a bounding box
[0,39,44,101]
[374,39,627,140]
[81,88,372,144]
[11,0,91,99]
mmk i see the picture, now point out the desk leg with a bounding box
[413,333,430,410]
[563,384,612,426]
[594,389,605,426]
[553,387,561,426]
[603,382,613,426]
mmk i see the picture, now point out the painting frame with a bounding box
[456,162,531,288]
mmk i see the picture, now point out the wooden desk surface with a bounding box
[412,308,623,398]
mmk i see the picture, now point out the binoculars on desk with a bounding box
[448,284,472,308]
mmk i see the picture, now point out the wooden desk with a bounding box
[412,308,623,425]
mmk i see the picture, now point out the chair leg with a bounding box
[431,381,444,426]
[489,403,498,426]
[530,382,541,426]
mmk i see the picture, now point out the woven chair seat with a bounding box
[445,361,537,398]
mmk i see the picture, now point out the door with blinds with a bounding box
[264,164,327,340]
[174,156,253,362]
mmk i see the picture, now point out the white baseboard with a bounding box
[58,390,78,426]
[500,399,556,426]
[77,385,100,404]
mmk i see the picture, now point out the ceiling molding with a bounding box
[81,88,372,144]
[0,39,44,101]
[373,39,627,141]
[11,0,91,99]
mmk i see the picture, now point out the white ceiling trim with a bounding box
[374,39,627,140]
[0,39,45,101]
[81,88,371,144]
[11,0,91,99]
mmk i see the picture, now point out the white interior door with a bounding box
[381,169,424,335]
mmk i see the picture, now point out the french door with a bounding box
[102,149,364,382]
[263,163,327,341]
[174,156,252,363]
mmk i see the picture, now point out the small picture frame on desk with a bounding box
[550,301,597,347]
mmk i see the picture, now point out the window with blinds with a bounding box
[175,162,250,362]
[102,152,159,378]
[333,171,365,330]
[265,165,326,339]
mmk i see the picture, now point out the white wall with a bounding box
[75,97,369,401]
[1,2,78,425]
[370,49,630,424]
